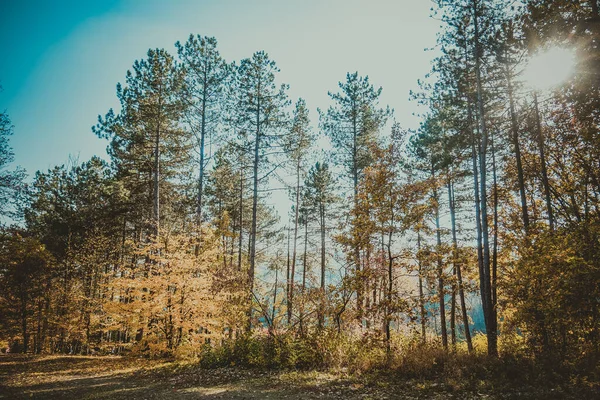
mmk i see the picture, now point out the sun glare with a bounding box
[523,47,576,91]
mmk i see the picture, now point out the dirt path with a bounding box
[0,354,407,399]
[0,354,594,399]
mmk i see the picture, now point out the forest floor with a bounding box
[0,354,597,399]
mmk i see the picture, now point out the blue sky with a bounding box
[0,0,439,177]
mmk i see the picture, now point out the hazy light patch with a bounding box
[523,47,575,91]
[180,386,232,394]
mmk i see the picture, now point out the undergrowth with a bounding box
[189,330,599,393]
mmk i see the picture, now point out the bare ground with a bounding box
[0,354,596,399]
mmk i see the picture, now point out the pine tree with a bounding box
[320,72,391,322]
[227,51,289,329]
[176,35,230,224]
[283,98,313,325]
[304,161,337,329]
[94,48,189,238]
[0,99,26,222]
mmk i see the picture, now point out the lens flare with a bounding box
[523,47,575,91]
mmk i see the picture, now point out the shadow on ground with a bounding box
[1,354,596,399]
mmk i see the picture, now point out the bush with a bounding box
[190,327,598,393]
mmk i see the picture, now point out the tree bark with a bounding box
[248,79,261,331]
[432,167,448,349]
[473,0,497,356]
[286,223,292,325]
[417,231,427,343]
[20,287,28,353]
[289,158,301,326]
[300,213,308,335]
[196,69,208,225]
[385,224,394,352]
[238,168,244,271]
[318,202,326,329]
[448,179,473,352]
[272,259,278,330]
[504,52,529,231]
[533,92,555,230]
[153,115,161,237]
[352,105,363,323]
[491,133,499,314]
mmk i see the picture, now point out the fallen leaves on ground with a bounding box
[0,354,596,399]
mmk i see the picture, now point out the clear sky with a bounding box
[0,0,439,177]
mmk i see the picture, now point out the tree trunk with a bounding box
[450,269,457,347]
[533,91,555,230]
[448,177,457,348]
[504,53,529,231]
[448,179,473,352]
[272,259,278,330]
[35,299,42,354]
[286,223,292,325]
[300,213,308,335]
[289,158,301,326]
[432,167,448,349]
[238,168,244,271]
[21,288,28,353]
[352,104,363,323]
[417,231,427,343]
[153,103,161,237]
[386,228,394,352]
[196,76,207,225]
[473,0,497,356]
[318,203,326,329]
[491,133,499,315]
[464,36,487,338]
[248,85,261,331]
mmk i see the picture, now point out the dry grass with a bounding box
[1,353,598,399]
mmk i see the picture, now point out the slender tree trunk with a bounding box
[197,70,208,225]
[300,213,308,335]
[448,176,457,348]
[464,38,487,336]
[248,86,261,331]
[505,54,529,231]
[36,299,42,354]
[272,260,278,330]
[491,133,499,313]
[386,228,394,352]
[417,231,427,343]
[21,289,28,353]
[529,97,552,348]
[318,203,326,329]
[448,180,473,352]
[41,290,49,353]
[450,275,457,347]
[153,119,161,236]
[365,248,371,329]
[450,273,457,347]
[432,167,448,349]
[352,104,363,323]
[470,108,488,330]
[289,158,301,326]
[286,223,292,325]
[462,28,484,354]
[238,168,243,271]
[229,233,235,268]
[533,91,555,230]
[473,0,497,356]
